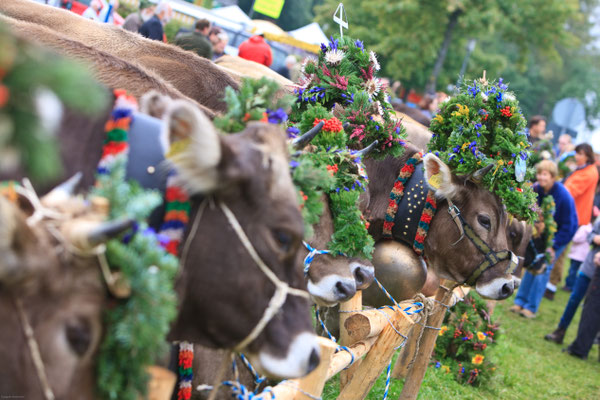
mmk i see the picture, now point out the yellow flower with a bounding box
[477,331,486,341]
[472,354,485,365]
[451,104,470,118]
[433,114,444,124]
[441,365,450,374]
[461,312,468,321]
[461,142,469,151]
[439,326,449,336]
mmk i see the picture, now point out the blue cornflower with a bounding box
[355,39,364,50]
[498,78,508,90]
[435,362,441,368]
[503,168,508,173]
[267,108,288,124]
[496,92,503,102]
[486,86,497,96]
[286,126,299,138]
[329,36,339,50]
[467,84,480,97]
[320,42,328,52]
[289,160,299,169]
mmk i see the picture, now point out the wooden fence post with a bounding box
[338,291,362,390]
[398,281,454,400]
[337,308,414,400]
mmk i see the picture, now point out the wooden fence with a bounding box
[266,280,469,400]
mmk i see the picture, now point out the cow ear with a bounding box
[140,90,173,119]
[423,153,459,200]
[0,196,38,284]
[162,100,222,194]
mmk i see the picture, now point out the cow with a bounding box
[1,15,215,118]
[363,145,519,300]
[1,0,239,113]
[215,55,294,89]
[0,100,323,399]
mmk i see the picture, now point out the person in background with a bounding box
[546,143,600,300]
[238,31,272,67]
[123,0,155,33]
[544,219,595,344]
[82,0,102,21]
[98,0,119,24]
[527,115,547,144]
[563,251,600,359]
[174,19,213,59]
[556,134,573,159]
[211,31,229,61]
[276,55,298,80]
[139,1,172,42]
[510,160,578,318]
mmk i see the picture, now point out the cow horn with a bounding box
[292,121,324,149]
[41,172,82,207]
[352,140,379,159]
[87,218,136,247]
[470,163,493,183]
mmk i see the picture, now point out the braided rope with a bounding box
[303,241,332,276]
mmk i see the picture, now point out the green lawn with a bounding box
[323,288,600,399]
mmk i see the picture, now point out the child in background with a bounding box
[563,223,592,291]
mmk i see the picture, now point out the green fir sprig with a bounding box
[541,195,557,262]
[0,23,108,183]
[428,78,538,222]
[93,159,178,400]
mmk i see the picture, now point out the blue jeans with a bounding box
[514,244,566,314]
[559,271,591,330]
[565,259,583,289]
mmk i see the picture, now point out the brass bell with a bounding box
[362,241,427,307]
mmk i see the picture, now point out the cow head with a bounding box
[303,195,374,307]
[0,188,132,399]
[422,153,517,300]
[163,100,319,379]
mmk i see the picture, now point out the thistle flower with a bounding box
[325,49,345,65]
[364,78,381,99]
[369,50,380,71]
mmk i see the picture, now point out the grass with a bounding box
[322,285,600,399]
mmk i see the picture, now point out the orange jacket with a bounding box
[565,164,599,225]
[238,35,273,67]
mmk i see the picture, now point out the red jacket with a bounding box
[238,35,273,67]
[565,164,599,225]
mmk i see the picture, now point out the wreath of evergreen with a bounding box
[288,35,405,159]
[433,292,501,386]
[217,77,374,259]
[95,161,178,400]
[541,195,557,262]
[0,23,107,183]
[428,78,538,222]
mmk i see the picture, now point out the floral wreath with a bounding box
[288,35,406,159]
[216,77,374,259]
[540,195,557,262]
[428,77,538,222]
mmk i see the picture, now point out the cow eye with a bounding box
[65,319,92,357]
[477,215,491,231]
[273,229,293,252]
[509,230,517,239]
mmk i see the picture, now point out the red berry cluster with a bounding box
[500,106,512,117]
[314,117,343,133]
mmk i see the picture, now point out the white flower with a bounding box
[364,78,381,99]
[481,93,488,102]
[369,51,380,71]
[504,93,516,101]
[325,49,345,65]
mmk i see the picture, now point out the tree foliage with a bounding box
[314,0,600,121]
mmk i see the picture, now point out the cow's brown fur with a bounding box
[1,0,239,113]
[215,55,294,89]
[1,15,213,117]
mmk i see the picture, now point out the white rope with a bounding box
[218,200,310,351]
[14,297,56,400]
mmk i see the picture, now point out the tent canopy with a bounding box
[288,22,328,46]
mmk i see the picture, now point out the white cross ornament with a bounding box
[333,3,348,38]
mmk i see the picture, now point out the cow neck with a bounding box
[382,152,437,256]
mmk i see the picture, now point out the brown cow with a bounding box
[215,55,294,89]
[0,192,123,399]
[1,15,215,118]
[364,146,518,300]
[1,0,239,113]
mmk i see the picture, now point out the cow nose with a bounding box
[335,281,356,301]
[307,347,320,373]
[500,281,514,299]
[353,265,375,290]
